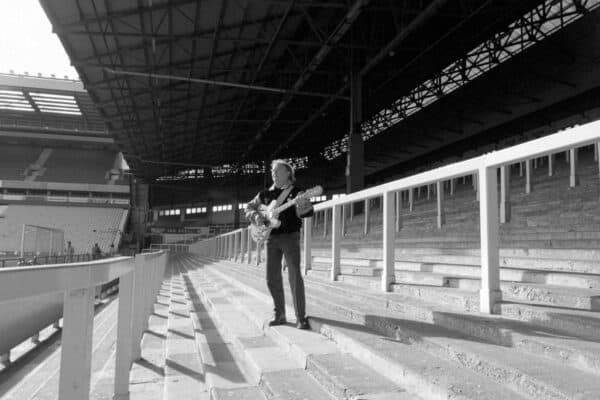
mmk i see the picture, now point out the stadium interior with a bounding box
[1,1,600,399]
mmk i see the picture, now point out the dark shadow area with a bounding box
[174,256,249,385]
[134,357,165,377]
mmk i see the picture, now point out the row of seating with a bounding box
[0,144,124,184]
[0,205,126,256]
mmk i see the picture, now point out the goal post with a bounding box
[20,224,65,258]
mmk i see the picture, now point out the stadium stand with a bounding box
[32,148,115,184]
[0,205,127,256]
[0,144,42,181]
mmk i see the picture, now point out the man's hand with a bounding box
[253,213,267,225]
[295,197,312,215]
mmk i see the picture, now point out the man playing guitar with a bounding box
[244,159,314,329]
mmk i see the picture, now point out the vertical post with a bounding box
[323,209,329,237]
[364,199,370,235]
[341,204,346,237]
[20,224,25,258]
[427,184,431,200]
[436,181,445,228]
[247,229,253,265]
[331,205,341,280]
[548,154,554,177]
[59,286,95,400]
[519,162,524,177]
[594,142,598,162]
[500,166,510,223]
[570,147,578,187]
[395,192,401,232]
[240,228,247,263]
[256,241,262,266]
[450,178,455,196]
[233,231,240,261]
[114,270,135,397]
[0,352,10,367]
[525,159,532,194]
[382,191,395,292]
[350,203,354,221]
[479,165,502,314]
[474,173,479,201]
[303,217,312,275]
[408,188,414,212]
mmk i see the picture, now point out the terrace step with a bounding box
[201,257,600,399]
[208,256,600,377]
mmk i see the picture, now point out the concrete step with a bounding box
[204,258,600,399]
[172,256,268,400]
[216,259,600,398]
[186,264,415,400]
[208,257,600,377]
[178,257,342,400]
[200,258,530,400]
[163,260,212,400]
[312,248,600,275]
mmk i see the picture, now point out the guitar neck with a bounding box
[273,198,298,215]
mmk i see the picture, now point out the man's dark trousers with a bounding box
[265,232,306,320]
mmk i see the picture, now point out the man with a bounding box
[245,160,314,329]
[66,241,74,262]
[92,243,102,260]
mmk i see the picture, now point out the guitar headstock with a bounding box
[298,185,323,199]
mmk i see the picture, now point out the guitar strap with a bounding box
[275,185,294,208]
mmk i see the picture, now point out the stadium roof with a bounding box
[39,0,600,180]
[0,73,106,137]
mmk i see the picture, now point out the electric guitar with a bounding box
[249,185,323,243]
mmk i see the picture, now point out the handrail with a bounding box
[0,251,168,400]
[191,120,600,315]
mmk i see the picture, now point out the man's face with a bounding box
[271,164,291,188]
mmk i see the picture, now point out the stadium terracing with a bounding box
[2,1,600,399]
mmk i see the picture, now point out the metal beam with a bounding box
[243,0,369,163]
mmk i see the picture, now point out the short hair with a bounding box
[271,159,295,182]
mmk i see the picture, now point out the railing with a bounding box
[149,243,190,253]
[192,120,600,314]
[0,251,168,400]
[0,253,92,268]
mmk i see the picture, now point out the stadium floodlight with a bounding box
[20,224,64,258]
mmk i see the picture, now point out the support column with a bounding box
[548,154,554,177]
[570,147,578,187]
[500,165,510,223]
[450,179,455,196]
[331,205,342,280]
[436,181,445,228]
[382,191,395,292]
[323,210,329,237]
[346,62,364,194]
[395,192,402,232]
[303,217,312,275]
[408,188,414,212]
[525,159,532,194]
[479,165,502,314]
[364,199,370,235]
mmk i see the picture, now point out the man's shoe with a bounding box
[268,316,287,326]
[296,317,310,330]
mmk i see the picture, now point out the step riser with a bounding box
[495,303,600,341]
[309,269,600,311]
[213,260,600,376]
[311,252,600,275]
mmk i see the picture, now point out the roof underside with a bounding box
[40,0,600,180]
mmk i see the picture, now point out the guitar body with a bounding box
[249,203,280,243]
[248,185,323,244]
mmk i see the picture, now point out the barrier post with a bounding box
[382,190,395,292]
[58,286,95,400]
[479,165,502,314]
[331,205,341,280]
[114,270,135,398]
